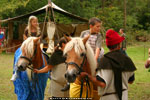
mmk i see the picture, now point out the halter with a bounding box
[65,52,91,99]
[65,52,87,75]
[19,44,37,71]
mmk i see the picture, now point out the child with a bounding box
[34,37,69,98]
[23,15,41,40]
[10,16,41,81]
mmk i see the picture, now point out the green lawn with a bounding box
[0,42,150,100]
[127,45,150,100]
[0,52,51,100]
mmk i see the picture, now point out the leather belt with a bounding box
[102,89,127,97]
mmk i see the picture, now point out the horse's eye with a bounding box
[80,53,85,57]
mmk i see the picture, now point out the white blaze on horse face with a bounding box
[17,47,28,70]
[17,37,35,70]
[17,57,30,71]
[65,48,84,82]
[64,37,97,78]
[66,48,83,70]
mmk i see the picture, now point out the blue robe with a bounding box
[13,48,49,100]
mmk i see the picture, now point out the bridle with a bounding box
[65,52,87,75]
[65,52,91,99]
[18,44,41,93]
[18,44,38,71]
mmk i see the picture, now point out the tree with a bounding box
[123,0,126,31]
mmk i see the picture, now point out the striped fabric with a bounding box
[81,30,98,54]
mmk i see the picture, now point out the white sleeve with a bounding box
[96,69,113,95]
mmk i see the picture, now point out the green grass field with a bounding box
[0,42,150,100]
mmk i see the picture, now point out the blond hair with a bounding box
[64,37,97,76]
[26,16,40,37]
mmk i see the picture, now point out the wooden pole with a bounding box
[7,21,13,52]
[102,0,105,13]
[124,0,127,32]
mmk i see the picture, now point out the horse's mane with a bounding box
[21,37,39,58]
[64,37,97,76]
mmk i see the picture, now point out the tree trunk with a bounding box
[102,0,105,12]
[124,0,127,31]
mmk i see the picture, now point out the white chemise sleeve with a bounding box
[96,69,114,96]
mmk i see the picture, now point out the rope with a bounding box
[48,0,56,23]
[48,0,60,40]
[0,43,21,51]
[41,5,49,38]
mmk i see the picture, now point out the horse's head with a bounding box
[17,37,41,71]
[64,35,91,83]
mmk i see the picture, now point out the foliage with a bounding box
[0,0,150,41]
[0,0,47,21]
[0,0,29,18]
[97,7,124,31]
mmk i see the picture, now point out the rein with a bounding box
[19,44,37,71]
[19,44,41,96]
[65,53,91,99]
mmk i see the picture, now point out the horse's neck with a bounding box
[83,59,91,75]
[32,46,43,69]
[77,59,92,82]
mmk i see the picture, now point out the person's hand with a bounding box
[123,48,126,50]
[145,58,150,68]
[33,69,39,73]
[80,72,88,78]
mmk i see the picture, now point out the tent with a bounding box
[0,2,89,52]
[0,3,88,22]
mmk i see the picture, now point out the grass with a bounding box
[0,42,150,100]
[127,44,150,100]
[0,53,17,100]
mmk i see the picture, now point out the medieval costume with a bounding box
[96,50,136,100]
[96,29,136,100]
[48,49,69,97]
[12,48,49,100]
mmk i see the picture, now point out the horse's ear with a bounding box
[64,34,71,42]
[82,34,90,45]
[34,37,40,43]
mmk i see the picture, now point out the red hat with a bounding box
[106,29,125,46]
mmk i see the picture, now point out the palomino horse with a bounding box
[12,37,49,100]
[64,36,97,99]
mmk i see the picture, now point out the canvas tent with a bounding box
[0,2,88,22]
[0,2,89,52]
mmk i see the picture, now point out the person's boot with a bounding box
[61,83,70,91]
[10,71,18,81]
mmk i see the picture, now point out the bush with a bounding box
[97,7,124,31]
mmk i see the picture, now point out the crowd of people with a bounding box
[12,15,137,100]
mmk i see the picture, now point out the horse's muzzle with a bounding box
[18,65,26,71]
[17,63,28,71]
[65,70,77,83]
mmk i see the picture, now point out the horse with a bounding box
[11,37,49,100]
[63,35,98,99]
